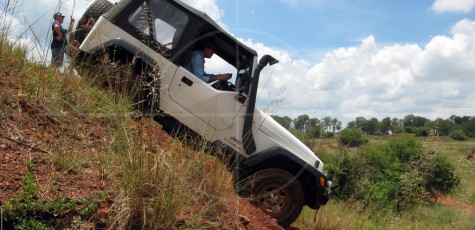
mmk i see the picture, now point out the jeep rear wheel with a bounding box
[246,168,304,227]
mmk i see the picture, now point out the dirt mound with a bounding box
[0,77,282,229]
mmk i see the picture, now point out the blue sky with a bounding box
[2,0,475,125]
[216,0,473,57]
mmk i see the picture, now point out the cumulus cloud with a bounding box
[262,18,475,123]
[431,0,475,13]
[181,0,224,24]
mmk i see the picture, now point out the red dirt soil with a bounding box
[0,78,282,229]
[433,191,475,216]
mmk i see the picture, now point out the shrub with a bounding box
[338,128,368,147]
[448,130,468,141]
[322,132,335,138]
[391,126,405,134]
[426,154,460,193]
[415,127,431,137]
[324,152,367,199]
[388,134,423,162]
[326,134,459,212]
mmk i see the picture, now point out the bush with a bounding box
[326,134,460,212]
[415,127,431,137]
[324,152,367,199]
[338,128,368,147]
[322,132,335,138]
[427,154,460,193]
[388,134,423,162]
[448,130,468,141]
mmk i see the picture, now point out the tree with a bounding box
[431,118,452,136]
[449,115,471,125]
[331,117,342,133]
[391,118,404,133]
[380,117,391,135]
[307,118,322,138]
[413,116,430,127]
[355,117,367,131]
[460,117,475,137]
[403,114,416,128]
[322,116,333,133]
[293,114,310,132]
[365,117,379,135]
[271,115,292,130]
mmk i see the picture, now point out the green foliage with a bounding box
[338,128,368,147]
[388,134,423,162]
[322,132,335,138]
[324,153,367,199]
[415,127,431,137]
[448,130,468,141]
[427,154,460,193]
[271,115,292,130]
[460,118,475,137]
[2,172,75,229]
[326,135,460,213]
[1,162,107,229]
[391,126,404,134]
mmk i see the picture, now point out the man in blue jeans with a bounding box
[51,12,74,67]
[183,40,231,83]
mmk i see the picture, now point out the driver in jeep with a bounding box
[182,39,232,83]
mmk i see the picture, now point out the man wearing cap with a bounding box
[182,39,232,83]
[51,12,75,67]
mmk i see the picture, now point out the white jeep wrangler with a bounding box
[69,0,331,226]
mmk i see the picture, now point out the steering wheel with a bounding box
[211,80,236,91]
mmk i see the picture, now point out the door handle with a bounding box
[181,76,193,87]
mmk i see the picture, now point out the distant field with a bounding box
[294,136,475,230]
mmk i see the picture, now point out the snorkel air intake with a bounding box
[242,55,279,154]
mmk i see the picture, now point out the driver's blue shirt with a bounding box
[183,49,212,82]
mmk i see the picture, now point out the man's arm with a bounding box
[67,18,75,34]
[208,74,232,82]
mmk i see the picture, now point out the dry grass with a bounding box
[1,25,279,229]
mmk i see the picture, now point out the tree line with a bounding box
[271,114,475,140]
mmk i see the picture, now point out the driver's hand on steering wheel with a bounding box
[216,73,232,81]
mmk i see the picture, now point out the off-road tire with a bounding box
[244,168,304,227]
[71,0,114,45]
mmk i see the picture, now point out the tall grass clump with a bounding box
[325,134,460,212]
[106,119,237,229]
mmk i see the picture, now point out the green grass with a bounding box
[423,138,475,204]
[301,135,475,229]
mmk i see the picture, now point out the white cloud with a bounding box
[431,0,475,13]
[181,0,223,24]
[253,19,475,123]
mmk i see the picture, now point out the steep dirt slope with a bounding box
[0,68,282,229]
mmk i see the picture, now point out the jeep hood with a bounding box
[258,114,324,172]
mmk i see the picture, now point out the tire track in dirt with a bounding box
[434,191,475,216]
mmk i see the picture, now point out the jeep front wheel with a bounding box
[247,168,304,227]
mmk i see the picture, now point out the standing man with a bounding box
[51,12,74,67]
